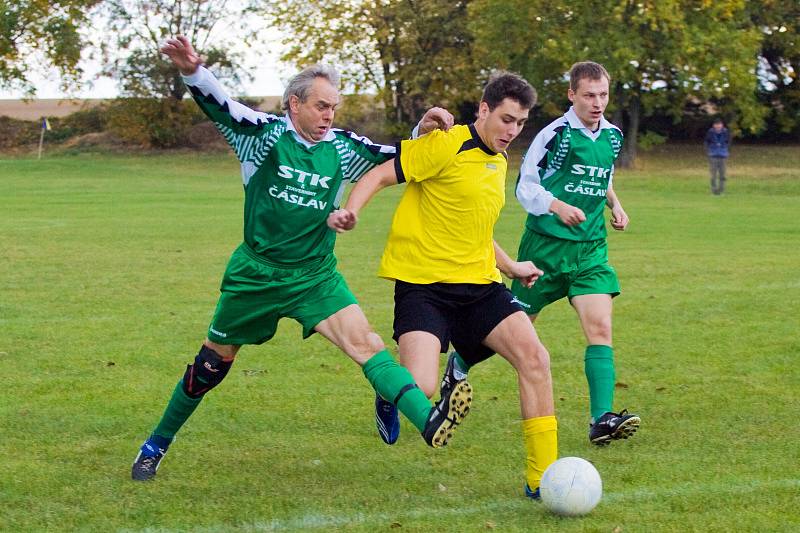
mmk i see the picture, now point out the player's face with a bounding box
[477,98,529,152]
[568,76,609,130]
[289,77,340,142]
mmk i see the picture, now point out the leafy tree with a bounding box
[98,0,255,100]
[750,0,800,137]
[0,0,99,95]
[262,0,481,129]
[471,0,765,165]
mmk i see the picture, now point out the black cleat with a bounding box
[422,380,472,448]
[131,439,169,481]
[589,409,640,446]
[439,351,469,402]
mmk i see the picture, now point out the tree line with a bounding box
[2,0,797,160]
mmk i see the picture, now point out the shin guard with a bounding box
[181,345,233,398]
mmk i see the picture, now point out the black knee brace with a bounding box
[182,345,233,398]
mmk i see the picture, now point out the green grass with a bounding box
[2,144,799,532]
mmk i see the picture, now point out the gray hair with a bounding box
[281,64,341,111]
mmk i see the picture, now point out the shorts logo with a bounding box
[510,296,530,309]
[209,326,227,338]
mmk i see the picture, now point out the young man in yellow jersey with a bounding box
[328,72,558,499]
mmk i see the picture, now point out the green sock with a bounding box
[451,351,472,374]
[584,345,615,421]
[152,380,203,440]
[362,349,431,432]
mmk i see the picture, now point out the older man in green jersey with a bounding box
[448,61,640,448]
[131,36,468,481]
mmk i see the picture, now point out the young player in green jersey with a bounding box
[329,72,559,500]
[447,62,639,447]
[131,36,469,481]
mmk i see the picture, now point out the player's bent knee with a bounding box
[514,342,551,380]
[182,345,234,398]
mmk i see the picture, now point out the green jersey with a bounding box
[184,67,395,265]
[515,107,623,242]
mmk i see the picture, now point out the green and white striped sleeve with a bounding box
[182,66,285,163]
[332,129,396,183]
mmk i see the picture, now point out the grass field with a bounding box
[2,144,799,532]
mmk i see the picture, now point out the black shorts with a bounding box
[393,280,524,365]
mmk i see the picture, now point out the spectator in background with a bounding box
[704,118,731,195]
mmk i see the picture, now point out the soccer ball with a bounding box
[540,457,602,516]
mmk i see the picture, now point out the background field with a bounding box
[2,144,799,532]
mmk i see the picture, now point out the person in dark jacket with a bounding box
[704,119,731,195]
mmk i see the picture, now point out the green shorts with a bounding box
[206,244,358,345]
[510,230,620,315]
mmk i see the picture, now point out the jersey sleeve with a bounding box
[515,126,562,216]
[182,66,283,163]
[395,129,457,184]
[333,130,397,183]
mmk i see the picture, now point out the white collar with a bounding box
[565,107,620,135]
[284,113,336,147]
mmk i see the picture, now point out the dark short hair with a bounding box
[569,61,610,92]
[481,71,537,111]
[713,118,724,125]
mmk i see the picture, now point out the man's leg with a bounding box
[398,331,442,399]
[482,311,557,495]
[709,157,718,194]
[132,341,239,481]
[572,294,639,445]
[718,157,727,194]
[315,304,471,448]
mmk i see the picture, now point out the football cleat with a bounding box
[375,393,400,445]
[589,409,640,446]
[131,437,171,481]
[524,483,541,500]
[422,380,472,448]
[439,351,469,402]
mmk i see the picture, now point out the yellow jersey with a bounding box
[378,124,507,284]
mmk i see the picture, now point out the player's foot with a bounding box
[440,351,469,401]
[131,436,172,481]
[589,409,640,446]
[375,393,400,445]
[422,380,472,448]
[524,483,541,500]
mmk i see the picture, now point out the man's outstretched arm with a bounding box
[328,159,399,232]
[493,240,543,289]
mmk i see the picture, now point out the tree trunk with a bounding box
[617,94,640,168]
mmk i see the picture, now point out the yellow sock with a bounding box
[522,415,558,489]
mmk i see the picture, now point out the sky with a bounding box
[0,10,289,100]
[0,57,287,99]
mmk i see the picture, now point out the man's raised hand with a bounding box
[160,36,202,76]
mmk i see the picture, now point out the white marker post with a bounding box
[38,117,50,160]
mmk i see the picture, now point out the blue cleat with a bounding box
[131,434,173,481]
[524,483,541,500]
[375,393,400,445]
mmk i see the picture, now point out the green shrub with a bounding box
[105,97,199,148]
[637,130,667,151]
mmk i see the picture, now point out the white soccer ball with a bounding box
[540,457,602,516]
